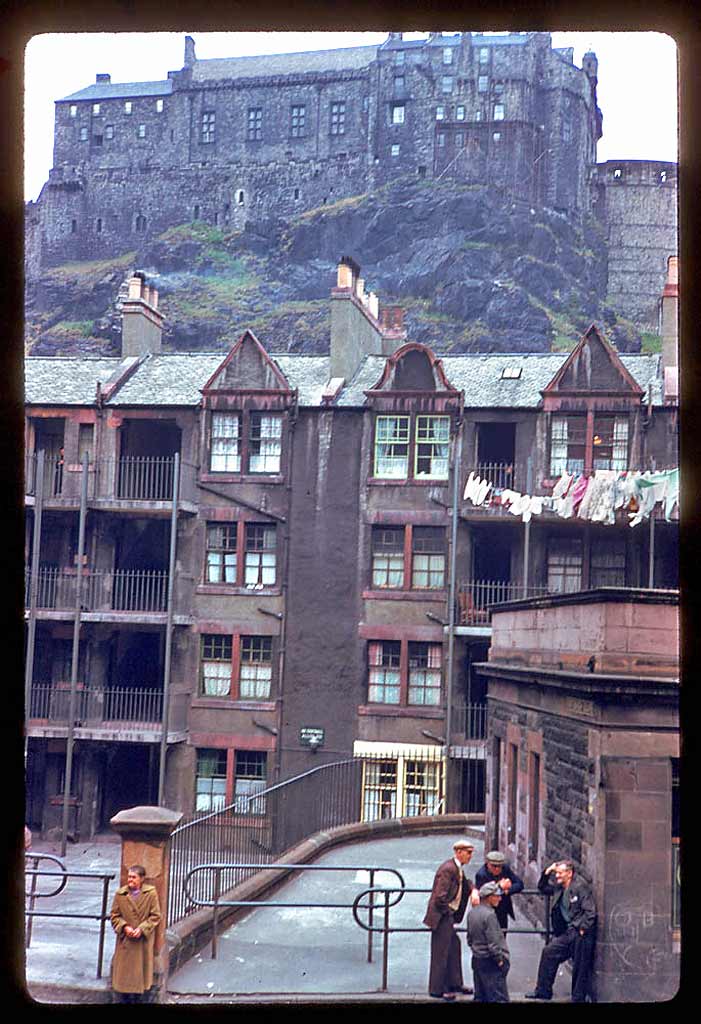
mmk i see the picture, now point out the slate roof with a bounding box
[24,351,663,409]
[60,80,174,102]
[191,45,377,82]
[24,357,123,405]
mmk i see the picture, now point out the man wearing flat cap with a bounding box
[423,839,479,1000]
[474,850,524,932]
[466,882,511,1002]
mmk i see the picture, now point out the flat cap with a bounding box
[453,838,475,850]
[485,850,505,864]
[479,882,502,898]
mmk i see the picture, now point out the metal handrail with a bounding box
[25,853,67,948]
[24,867,116,978]
[182,862,406,961]
[352,885,553,991]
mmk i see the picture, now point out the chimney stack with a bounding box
[121,273,163,357]
[96,73,111,84]
[660,256,678,404]
[330,257,384,380]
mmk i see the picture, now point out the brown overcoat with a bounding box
[110,883,161,994]
[423,858,471,929]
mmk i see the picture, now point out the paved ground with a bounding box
[22,829,572,1004]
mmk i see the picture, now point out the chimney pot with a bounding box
[96,73,111,84]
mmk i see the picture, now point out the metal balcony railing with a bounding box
[473,461,517,491]
[452,702,488,739]
[25,567,169,613]
[25,453,196,505]
[457,579,550,624]
[114,456,175,501]
[28,684,164,725]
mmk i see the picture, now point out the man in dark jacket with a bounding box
[474,850,524,931]
[466,882,510,1002]
[525,859,597,1002]
[423,839,479,1000]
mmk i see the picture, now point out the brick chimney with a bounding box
[121,273,163,357]
[379,306,407,351]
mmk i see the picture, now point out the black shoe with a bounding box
[442,993,456,1001]
[450,986,474,995]
[525,991,551,1000]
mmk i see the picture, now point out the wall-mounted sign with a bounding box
[300,726,325,748]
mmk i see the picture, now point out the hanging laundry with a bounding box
[570,475,590,514]
[663,467,679,520]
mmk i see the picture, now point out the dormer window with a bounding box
[373,414,450,480]
[210,412,241,472]
[208,410,283,475]
[550,414,629,477]
[249,412,282,473]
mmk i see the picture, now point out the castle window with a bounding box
[69,104,77,118]
[474,111,482,121]
[290,105,306,138]
[201,111,216,144]
[79,126,88,141]
[236,190,245,206]
[391,104,405,125]
[105,125,114,140]
[93,133,103,147]
[479,46,489,63]
[156,98,164,113]
[294,188,300,199]
[137,123,146,138]
[239,637,273,699]
[194,205,200,220]
[391,144,400,157]
[96,218,102,233]
[492,132,501,142]
[442,47,453,65]
[493,81,504,95]
[493,104,505,121]
[435,105,445,121]
[436,132,446,148]
[456,105,465,121]
[455,132,464,147]
[441,76,453,94]
[613,167,623,179]
[247,107,262,140]
[330,101,346,135]
[659,169,668,183]
[135,214,147,232]
[92,103,100,115]
[395,50,405,65]
[478,75,488,93]
[71,219,77,233]
[124,101,132,114]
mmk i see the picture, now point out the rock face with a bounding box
[25,179,639,357]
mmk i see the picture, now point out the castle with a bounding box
[25,31,677,330]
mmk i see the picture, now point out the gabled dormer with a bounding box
[541,325,645,480]
[364,343,463,482]
[200,331,296,480]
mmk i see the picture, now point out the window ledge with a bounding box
[199,473,285,485]
[358,704,445,719]
[191,698,277,711]
[363,589,447,602]
[367,478,449,487]
[196,584,281,597]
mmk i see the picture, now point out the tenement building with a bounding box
[24,258,679,842]
[24,32,678,330]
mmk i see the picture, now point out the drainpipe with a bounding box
[444,421,463,813]
[275,397,298,783]
[648,513,656,588]
[158,452,180,806]
[24,451,46,761]
[61,451,89,857]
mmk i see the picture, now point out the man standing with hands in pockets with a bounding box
[423,838,480,1001]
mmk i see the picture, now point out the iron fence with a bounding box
[25,567,169,613]
[457,579,550,624]
[28,684,164,725]
[473,461,517,491]
[115,455,175,501]
[453,703,488,739]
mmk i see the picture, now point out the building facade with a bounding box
[23,258,679,841]
[477,588,680,1001]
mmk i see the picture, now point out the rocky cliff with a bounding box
[25,177,648,357]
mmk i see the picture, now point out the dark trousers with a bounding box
[535,927,595,1002]
[428,914,464,995]
[472,956,510,1003]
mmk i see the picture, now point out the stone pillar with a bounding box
[110,805,183,1001]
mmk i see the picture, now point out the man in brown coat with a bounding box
[110,864,162,1002]
[423,838,479,1000]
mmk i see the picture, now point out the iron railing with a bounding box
[25,453,197,505]
[115,455,175,501]
[24,567,169,613]
[473,461,517,491]
[168,749,457,926]
[28,684,164,725]
[457,579,550,624]
[452,702,488,739]
[672,839,681,931]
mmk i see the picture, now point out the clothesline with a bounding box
[462,468,679,526]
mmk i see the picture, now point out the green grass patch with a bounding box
[640,332,662,354]
[52,320,95,337]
